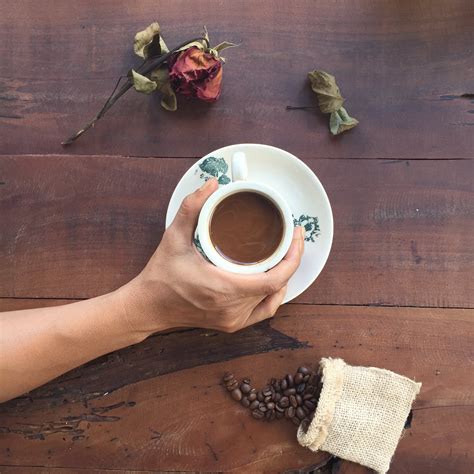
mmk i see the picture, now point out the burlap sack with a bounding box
[297,358,421,474]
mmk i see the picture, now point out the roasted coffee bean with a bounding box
[226,380,239,391]
[248,392,257,402]
[266,402,275,410]
[276,410,284,419]
[269,409,276,421]
[290,395,298,408]
[296,394,303,406]
[286,374,294,387]
[273,392,282,402]
[242,378,251,385]
[231,388,243,401]
[257,391,264,402]
[258,403,267,412]
[301,418,311,431]
[296,383,306,394]
[291,416,301,426]
[280,379,288,391]
[298,366,310,375]
[296,407,306,420]
[275,404,285,413]
[302,405,310,415]
[250,400,259,410]
[252,409,264,419]
[223,372,234,382]
[305,384,315,394]
[240,383,251,394]
[262,388,272,397]
[270,378,277,386]
[304,400,316,410]
[283,388,296,396]
[264,395,272,403]
[279,396,289,408]
[265,409,272,420]
[294,373,304,384]
[303,374,310,382]
[273,380,281,393]
[285,406,296,419]
[241,397,250,408]
[303,393,313,400]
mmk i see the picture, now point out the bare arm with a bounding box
[0,179,304,403]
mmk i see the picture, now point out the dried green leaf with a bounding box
[329,107,359,135]
[150,67,177,111]
[131,69,157,94]
[134,22,165,59]
[213,41,239,53]
[308,70,344,113]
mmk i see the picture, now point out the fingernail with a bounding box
[200,178,217,191]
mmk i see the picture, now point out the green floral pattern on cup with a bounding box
[198,157,231,185]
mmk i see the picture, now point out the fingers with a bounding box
[244,285,287,327]
[241,226,305,296]
[170,178,218,243]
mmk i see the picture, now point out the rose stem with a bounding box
[285,105,317,110]
[61,36,209,146]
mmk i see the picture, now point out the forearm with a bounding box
[0,280,157,403]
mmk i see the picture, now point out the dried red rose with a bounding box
[168,46,223,102]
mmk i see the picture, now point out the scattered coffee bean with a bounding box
[279,396,289,408]
[241,397,250,408]
[297,366,310,375]
[248,392,257,402]
[283,388,296,396]
[280,379,288,391]
[267,402,275,410]
[300,418,311,431]
[302,405,310,415]
[305,384,315,394]
[257,391,264,402]
[263,388,272,397]
[223,372,234,382]
[303,374,310,382]
[273,380,281,393]
[296,394,303,406]
[296,383,306,394]
[264,396,272,404]
[242,378,251,385]
[276,411,284,419]
[304,400,316,410]
[250,400,259,410]
[291,416,301,426]
[303,393,313,400]
[286,374,294,387]
[231,388,243,401]
[252,409,264,419]
[294,373,304,384]
[240,383,251,394]
[226,380,239,391]
[273,392,281,402]
[269,409,276,421]
[296,407,306,420]
[258,403,267,412]
[290,395,298,408]
[286,406,296,419]
[275,404,284,413]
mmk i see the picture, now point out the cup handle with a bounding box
[231,152,248,182]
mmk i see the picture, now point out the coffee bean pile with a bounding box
[222,367,321,428]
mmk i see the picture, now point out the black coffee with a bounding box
[210,191,283,265]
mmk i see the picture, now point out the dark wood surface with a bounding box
[1,1,473,473]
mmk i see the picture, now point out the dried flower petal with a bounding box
[329,107,359,135]
[308,70,344,113]
[150,67,177,111]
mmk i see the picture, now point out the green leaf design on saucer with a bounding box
[294,214,320,242]
[199,156,231,184]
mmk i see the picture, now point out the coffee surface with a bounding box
[210,191,283,264]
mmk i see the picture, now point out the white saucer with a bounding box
[165,144,333,303]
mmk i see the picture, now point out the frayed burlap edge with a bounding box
[297,358,345,450]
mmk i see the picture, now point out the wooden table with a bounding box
[1,1,473,472]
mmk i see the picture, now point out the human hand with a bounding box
[122,178,305,335]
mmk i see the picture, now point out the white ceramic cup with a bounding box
[196,151,294,274]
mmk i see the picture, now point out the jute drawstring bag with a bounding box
[297,358,421,474]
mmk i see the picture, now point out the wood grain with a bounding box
[1,304,472,472]
[1,155,472,307]
[0,0,473,159]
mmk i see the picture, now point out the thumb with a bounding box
[170,178,218,242]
